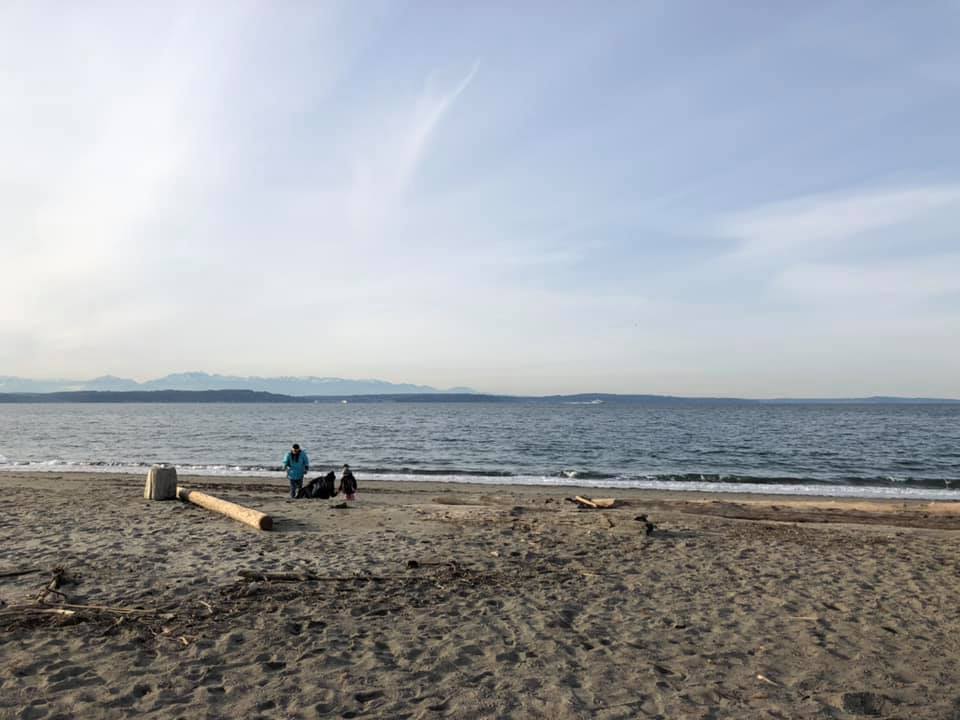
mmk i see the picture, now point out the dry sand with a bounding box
[2,471,960,719]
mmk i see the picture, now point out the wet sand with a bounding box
[2,471,960,719]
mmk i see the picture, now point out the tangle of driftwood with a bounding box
[0,567,174,624]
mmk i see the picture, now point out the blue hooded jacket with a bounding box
[283,449,309,481]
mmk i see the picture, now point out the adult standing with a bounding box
[283,443,309,499]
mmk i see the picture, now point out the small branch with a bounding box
[34,567,67,603]
[590,698,652,715]
[238,570,395,583]
[0,568,43,580]
[53,603,175,618]
[0,606,76,618]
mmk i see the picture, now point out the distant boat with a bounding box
[341,400,348,404]
[564,399,604,405]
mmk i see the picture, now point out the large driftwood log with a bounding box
[176,486,273,531]
[145,464,178,500]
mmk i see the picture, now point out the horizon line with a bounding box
[0,388,957,403]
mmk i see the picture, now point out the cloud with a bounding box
[719,185,960,260]
[344,61,480,239]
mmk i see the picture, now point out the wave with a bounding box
[1,458,958,499]
[362,466,514,478]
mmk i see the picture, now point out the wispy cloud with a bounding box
[719,185,960,259]
[345,61,480,238]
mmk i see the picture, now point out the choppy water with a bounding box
[1,402,959,499]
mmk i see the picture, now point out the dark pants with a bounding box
[289,478,302,498]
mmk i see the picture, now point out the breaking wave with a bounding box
[2,458,958,500]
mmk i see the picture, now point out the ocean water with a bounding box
[1,402,958,500]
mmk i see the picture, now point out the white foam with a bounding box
[1,462,958,501]
[359,473,960,500]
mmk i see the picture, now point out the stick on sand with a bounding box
[176,486,273,531]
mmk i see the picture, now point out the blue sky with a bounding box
[1,1,958,396]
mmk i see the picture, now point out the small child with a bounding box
[338,464,358,501]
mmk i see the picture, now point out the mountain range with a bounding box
[0,372,475,396]
[0,374,957,403]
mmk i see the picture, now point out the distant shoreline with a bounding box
[0,389,958,404]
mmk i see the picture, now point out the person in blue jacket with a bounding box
[282,443,309,498]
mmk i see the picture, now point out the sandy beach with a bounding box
[2,471,960,719]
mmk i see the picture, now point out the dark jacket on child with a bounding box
[338,469,357,497]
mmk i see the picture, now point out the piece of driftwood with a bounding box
[0,606,76,618]
[177,486,273,530]
[0,567,42,580]
[238,570,317,582]
[35,567,66,604]
[237,570,390,583]
[566,496,617,509]
[406,560,459,569]
[0,603,172,619]
[145,464,178,500]
[54,603,173,617]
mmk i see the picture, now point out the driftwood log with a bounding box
[176,486,273,531]
[566,496,617,509]
[145,464,178,500]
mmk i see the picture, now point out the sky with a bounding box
[1,1,958,397]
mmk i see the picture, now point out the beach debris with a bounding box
[565,496,617,509]
[34,567,68,604]
[237,569,392,583]
[589,498,616,508]
[0,566,44,580]
[45,603,173,618]
[0,606,77,619]
[406,559,462,570]
[1,564,176,633]
[144,464,178,500]
[589,698,651,713]
[238,570,320,582]
[634,514,656,535]
[177,486,273,530]
[756,673,781,687]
